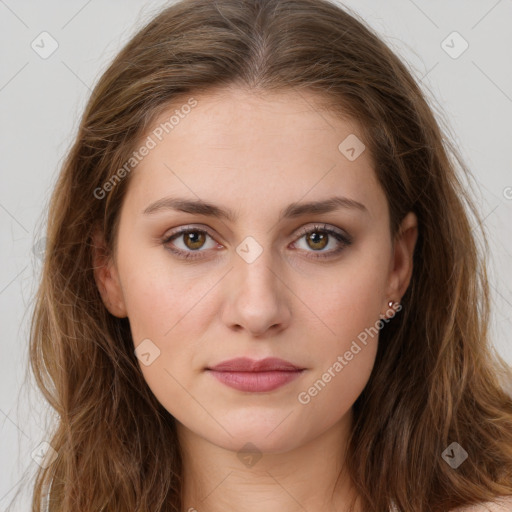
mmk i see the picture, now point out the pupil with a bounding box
[309,231,327,250]
[186,231,204,249]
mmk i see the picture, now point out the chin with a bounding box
[203,415,309,455]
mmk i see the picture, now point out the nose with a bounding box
[221,247,292,338]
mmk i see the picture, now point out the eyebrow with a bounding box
[142,195,368,222]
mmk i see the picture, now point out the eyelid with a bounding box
[162,222,352,259]
[294,223,352,243]
[162,224,221,243]
[162,222,350,243]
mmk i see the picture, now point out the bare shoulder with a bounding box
[452,496,512,511]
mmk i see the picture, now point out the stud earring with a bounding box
[380,299,401,321]
[388,299,401,310]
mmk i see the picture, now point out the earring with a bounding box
[381,299,401,321]
[388,299,401,310]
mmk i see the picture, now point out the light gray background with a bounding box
[1,0,511,508]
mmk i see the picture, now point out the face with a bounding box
[93,87,417,454]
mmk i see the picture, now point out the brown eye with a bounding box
[162,223,352,262]
[293,223,353,260]
[182,230,207,250]
[162,227,219,260]
[305,231,329,251]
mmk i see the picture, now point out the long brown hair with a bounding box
[23,0,512,510]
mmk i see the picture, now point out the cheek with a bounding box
[294,283,383,430]
[292,243,389,411]
[123,270,210,424]
[302,246,390,347]
[117,243,209,342]
[295,339,378,438]
[123,272,213,390]
[117,249,216,404]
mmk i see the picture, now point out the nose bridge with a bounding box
[234,234,281,297]
[223,233,291,335]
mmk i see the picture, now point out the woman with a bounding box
[26,0,512,510]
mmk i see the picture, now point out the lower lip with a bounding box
[207,369,304,392]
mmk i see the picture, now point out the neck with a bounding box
[177,408,362,512]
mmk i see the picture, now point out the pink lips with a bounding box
[206,357,305,392]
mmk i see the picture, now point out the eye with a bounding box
[161,223,352,261]
[291,223,352,259]
[161,226,220,260]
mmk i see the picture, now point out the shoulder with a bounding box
[452,496,512,511]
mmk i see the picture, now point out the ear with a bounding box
[383,211,418,311]
[91,227,128,318]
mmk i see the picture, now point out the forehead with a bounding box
[124,87,384,219]
[143,86,363,151]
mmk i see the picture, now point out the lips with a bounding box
[207,357,303,372]
[206,357,305,392]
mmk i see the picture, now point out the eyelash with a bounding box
[161,223,353,261]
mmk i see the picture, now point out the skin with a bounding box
[93,86,418,512]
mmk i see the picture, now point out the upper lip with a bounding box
[207,357,303,372]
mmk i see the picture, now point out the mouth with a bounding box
[205,357,306,392]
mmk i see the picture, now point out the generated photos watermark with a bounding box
[94,97,198,200]
[297,302,402,405]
